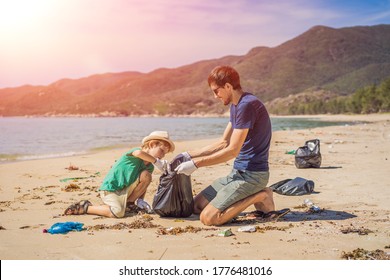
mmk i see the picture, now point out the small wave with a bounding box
[0,151,88,163]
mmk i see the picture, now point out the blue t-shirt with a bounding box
[230,92,271,171]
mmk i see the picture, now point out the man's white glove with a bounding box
[136,199,152,213]
[174,160,198,176]
[153,158,168,173]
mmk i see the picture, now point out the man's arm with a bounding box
[188,122,233,158]
[193,126,249,168]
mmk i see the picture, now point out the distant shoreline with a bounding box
[1,114,387,164]
[1,113,389,120]
[0,113,230,118]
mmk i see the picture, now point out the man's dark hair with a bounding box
[207,65,242,90]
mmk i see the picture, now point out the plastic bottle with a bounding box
[238,225,256,232]
[303,199,313,207]
[303,199,321,213]
[43,222,84,234]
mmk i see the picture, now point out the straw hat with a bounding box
[142,131,175,153]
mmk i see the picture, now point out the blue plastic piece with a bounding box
[45,222,84,234]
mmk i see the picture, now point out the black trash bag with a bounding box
[295,139,322,168]
[269,177,314,196]
[152,154,194,217]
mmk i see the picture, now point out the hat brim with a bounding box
[142,136,175,153]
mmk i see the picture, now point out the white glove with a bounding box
[136,199,152,213]
[153,158,168,173]
[174,160,198,176]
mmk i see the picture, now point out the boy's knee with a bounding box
[140,170,152,183]
[110,206,125,218]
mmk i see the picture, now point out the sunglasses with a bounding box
[212,86,223,94]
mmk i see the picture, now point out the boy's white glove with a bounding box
[174,160,197,176]
[153,158,168,173]
[136,199,152,213]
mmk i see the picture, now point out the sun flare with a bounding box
[0,0,53,31]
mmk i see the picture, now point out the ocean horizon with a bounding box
[0,116,353,162]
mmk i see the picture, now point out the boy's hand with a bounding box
[153,158,168,172]
[136,199,152,213]
[174,160,197,176]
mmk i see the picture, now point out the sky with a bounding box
[1,0,390,88]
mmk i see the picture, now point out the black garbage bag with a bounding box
[152,154,194,217]
[269,177,314,196]
[295,139,322,168]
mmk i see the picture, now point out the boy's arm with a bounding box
[129,149,156,163]
[130,149,167,172]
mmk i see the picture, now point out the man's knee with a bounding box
[200,211,215,226]
[200,207,223,226]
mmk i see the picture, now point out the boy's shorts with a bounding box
[201,169,270,211]
[99,178,139,218]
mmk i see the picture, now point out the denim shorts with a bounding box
[201,169,270,211]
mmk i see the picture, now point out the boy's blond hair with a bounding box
[142,139,170,151]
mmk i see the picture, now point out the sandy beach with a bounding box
[0,114,389,260]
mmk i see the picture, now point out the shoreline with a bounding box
[2,112,389,120]
[0,113,230,118]
[1,114,380,164]
[0,113,389,260]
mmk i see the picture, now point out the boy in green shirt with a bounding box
[64,131,175,218]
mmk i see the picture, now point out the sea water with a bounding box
[0,116,352,162]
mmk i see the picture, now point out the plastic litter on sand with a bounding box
[43,222,84,234]
[303,199,321,213]
[237,226,256,232]
[217,228,233,237]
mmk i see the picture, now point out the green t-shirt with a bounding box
[99,147,154,192]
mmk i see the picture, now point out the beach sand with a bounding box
[0,114,389,260]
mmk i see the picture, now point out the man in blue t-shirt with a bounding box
[175,66,288,226]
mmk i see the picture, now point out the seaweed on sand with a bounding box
[341,248,390,260]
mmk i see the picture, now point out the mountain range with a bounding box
[1,24,390,116]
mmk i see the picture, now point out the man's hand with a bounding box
[153,158,168,173]
[136,199,152,213]
[174,160,197,176]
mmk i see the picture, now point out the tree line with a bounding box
[284,77,390,115]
